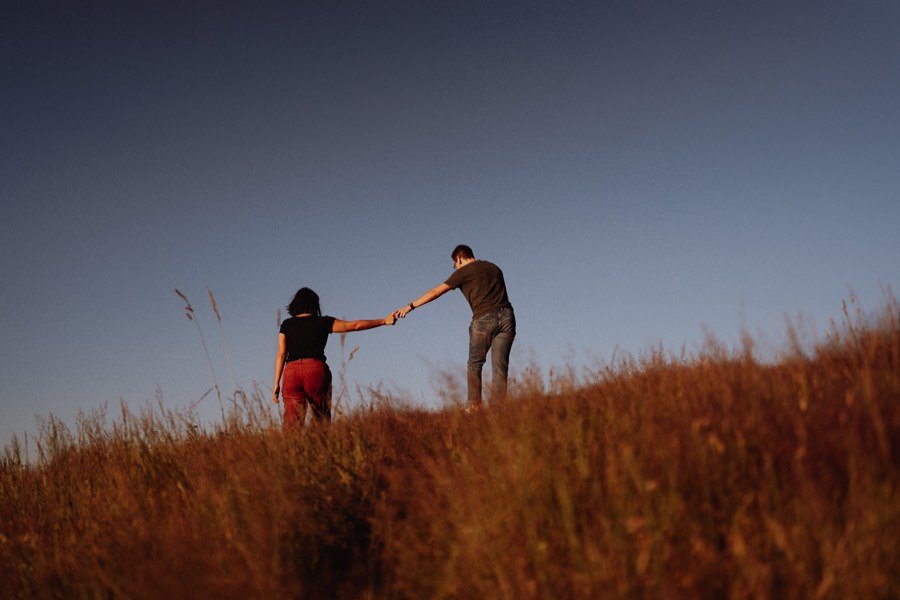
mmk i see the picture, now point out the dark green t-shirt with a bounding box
[444,260,512,318]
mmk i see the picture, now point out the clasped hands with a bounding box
[384,302,416,326]
[392,301,416,322]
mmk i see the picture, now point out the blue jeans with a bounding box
[467,307,516,406]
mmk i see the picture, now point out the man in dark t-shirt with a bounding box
[395,244,516,409]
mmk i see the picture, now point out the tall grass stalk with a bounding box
[208,287,238,397]
[334,331,360,421]
[175,288,223,412]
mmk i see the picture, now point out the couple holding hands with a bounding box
[272,245,516,427]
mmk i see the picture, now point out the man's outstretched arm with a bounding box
[396,283,452,318]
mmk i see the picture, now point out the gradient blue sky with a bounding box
[2,1,899,447]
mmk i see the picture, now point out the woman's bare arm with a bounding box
[331,313,396,334]
[272,333,287,403]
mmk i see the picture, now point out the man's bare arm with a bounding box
[396,283,452,318]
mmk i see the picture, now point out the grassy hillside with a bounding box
[2,300,898,598]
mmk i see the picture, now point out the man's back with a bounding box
[444,260,512,318]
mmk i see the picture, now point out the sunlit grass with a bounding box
[1,296,897,598]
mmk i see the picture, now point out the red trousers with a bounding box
[281,359,332,427]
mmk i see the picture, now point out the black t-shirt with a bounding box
[279,316,337,362]
[444,260,512,318]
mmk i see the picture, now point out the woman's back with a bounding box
[279,316,336,362]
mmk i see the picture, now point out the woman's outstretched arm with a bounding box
[272,333,287,403]
[332,313,396,333]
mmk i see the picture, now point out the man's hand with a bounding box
[384,313,397,326]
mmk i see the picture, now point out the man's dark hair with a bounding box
[287,287,322,316]
[451,244,475,261]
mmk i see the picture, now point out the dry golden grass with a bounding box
[1,298,898,598]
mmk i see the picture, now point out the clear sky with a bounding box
[2,1,899,448]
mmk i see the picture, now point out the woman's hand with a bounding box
[272,386,280,404]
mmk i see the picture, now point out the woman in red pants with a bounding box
[272,287,396,427]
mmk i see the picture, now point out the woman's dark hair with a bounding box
[287,287,322,316]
